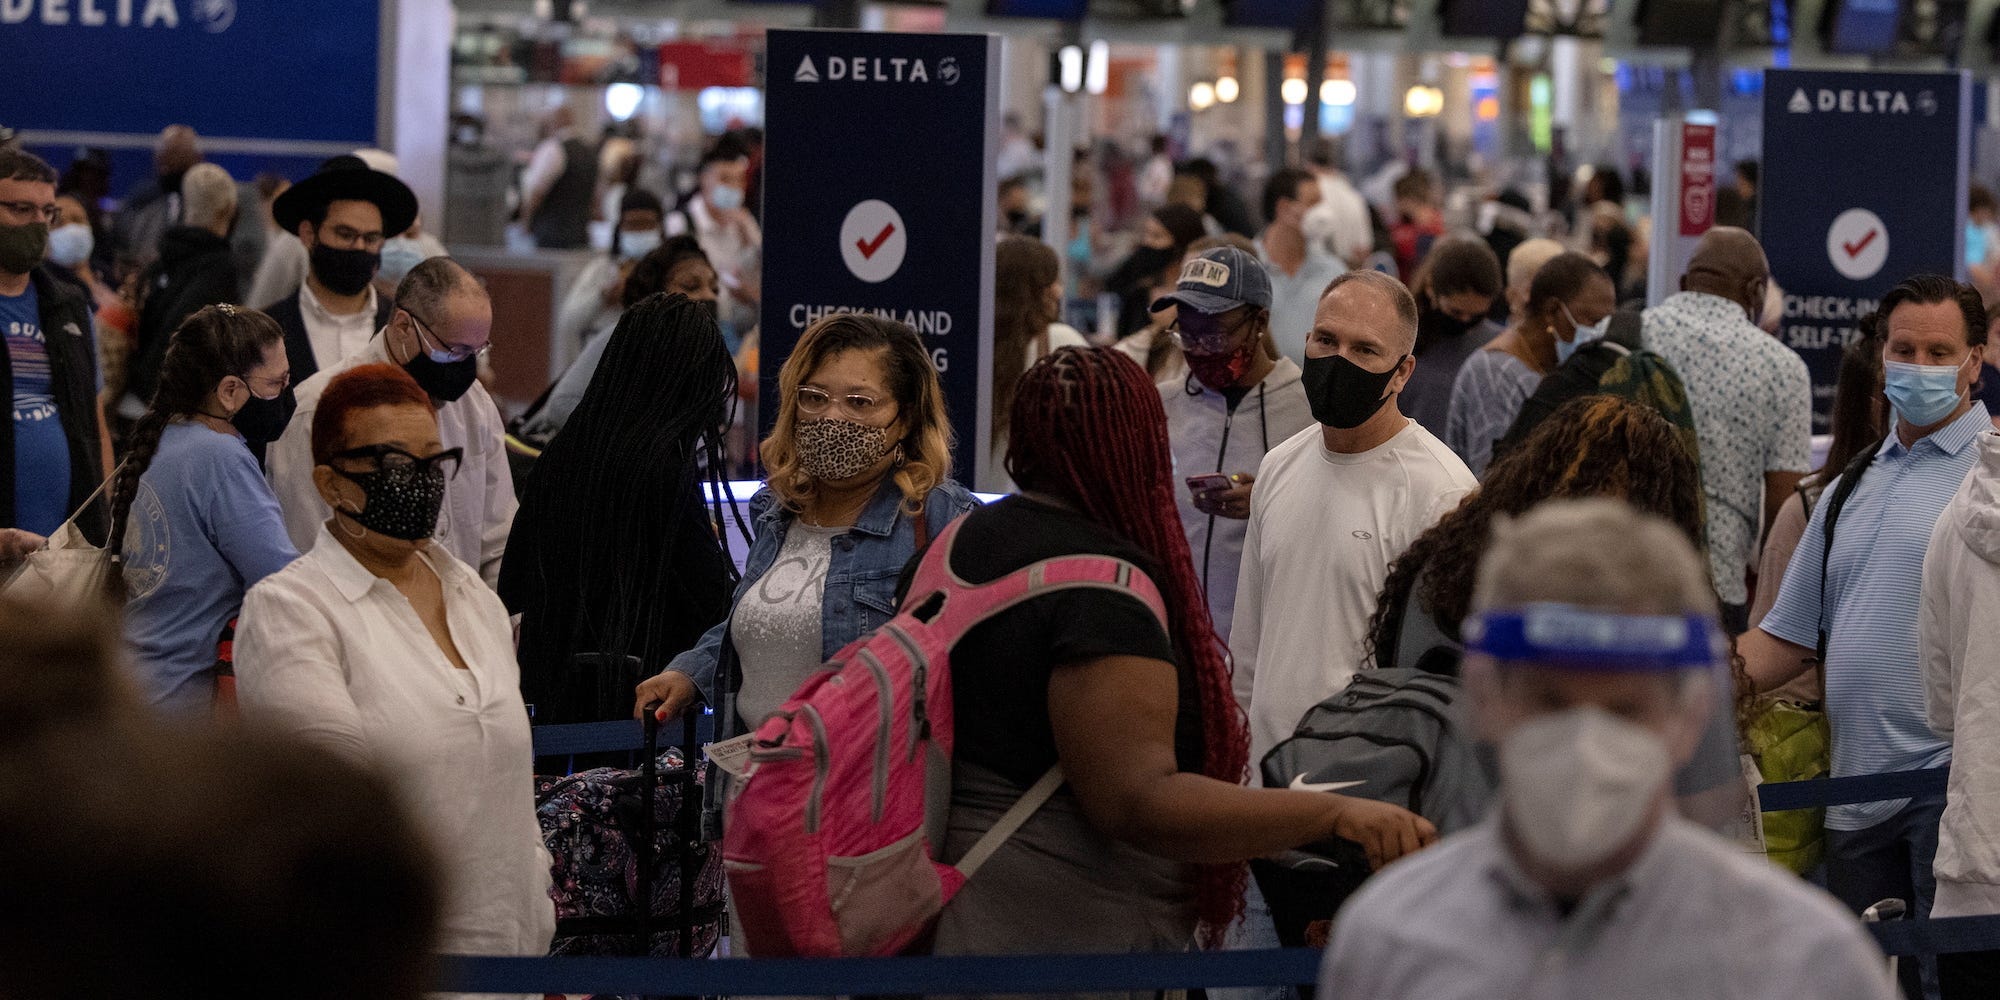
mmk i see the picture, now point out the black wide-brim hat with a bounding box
[272,154,418,238]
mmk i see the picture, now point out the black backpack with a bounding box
[1252,668,1495,948]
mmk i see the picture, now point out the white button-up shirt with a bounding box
[234,525,554,959]
[1321,817,1895,1000]
[266,333,515,588]
[298,281,381,371]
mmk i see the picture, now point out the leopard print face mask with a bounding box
[795,417,893,482]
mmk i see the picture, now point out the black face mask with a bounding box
[0,222,48,275]
[309,241,380,297]
[332,464,448,542]
[1301,352,1406,430]
[402,351,479,403]
[232,393,289,444]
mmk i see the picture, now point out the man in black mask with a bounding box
[256,155,416,454]
[0,148,109,554]
[1229,268,1476,794]
[265,257,513,588]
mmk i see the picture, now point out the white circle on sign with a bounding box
[840,200,908,284]
[1827,208,1889,282]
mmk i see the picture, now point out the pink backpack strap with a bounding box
[902,516,1171,639]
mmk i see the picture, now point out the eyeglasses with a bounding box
[317,223,386,252]
[795,386,887,418]
[237,369,292,398]
[0,200,61,227]
[405,309,488,363]
[1169,312,1257,355]
[330,444,464,480]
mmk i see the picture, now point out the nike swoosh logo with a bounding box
[1289,775,1365,794]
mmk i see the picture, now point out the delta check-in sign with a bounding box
[1761,69,1971,433]
[761,29,1002,486]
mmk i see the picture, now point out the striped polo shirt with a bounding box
[1761,402,1990,830]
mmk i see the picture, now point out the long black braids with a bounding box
[499,292,746,723]
[105,305,283,595]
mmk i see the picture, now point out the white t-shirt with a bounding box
[1230,418,1476,763]
[732,522,840,727]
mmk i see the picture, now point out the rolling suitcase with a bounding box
[535,676,724,962]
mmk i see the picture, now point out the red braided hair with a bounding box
[1005,346,1250,943]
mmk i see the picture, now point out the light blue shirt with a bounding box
[121,420,299,713]
[1322,817,1897,1000]
[1761,403,1990,830]
[1259,243,1344,364]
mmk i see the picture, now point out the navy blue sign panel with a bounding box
[1760,69,1970,433]
[760,29,1000,486]
[3,0,379,145]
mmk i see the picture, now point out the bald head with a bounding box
[155,125,201,176]
[1681,227,1769,322]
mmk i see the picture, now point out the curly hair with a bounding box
[760,313,951,515]
[1006,346,1249,944]
[1365,395,1706,670]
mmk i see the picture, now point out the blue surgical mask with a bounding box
[1555,304,1610,364]
[707,184,744,212]
[618,228,662,261]
[1883,357,1972,428]
[378,237,426,284]
[48,223,93,268]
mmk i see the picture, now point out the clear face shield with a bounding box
[1462,603,1753,876]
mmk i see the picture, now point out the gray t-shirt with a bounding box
[731,522,841,727]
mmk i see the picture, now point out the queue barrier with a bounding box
[532,718,1949,815]
[513,725,1984,993]
[439,915,2000,996]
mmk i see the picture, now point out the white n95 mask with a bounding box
[1499,706,1671,869]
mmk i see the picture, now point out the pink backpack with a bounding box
[722,516,1168,957]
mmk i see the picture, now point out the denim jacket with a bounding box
[665,476,980,713]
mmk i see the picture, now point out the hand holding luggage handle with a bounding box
[553,650,707,958]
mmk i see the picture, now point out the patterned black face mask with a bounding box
[332,463,447,541]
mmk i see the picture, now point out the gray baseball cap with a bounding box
[1150,246,1274,316]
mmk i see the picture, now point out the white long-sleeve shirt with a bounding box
[235,525,554,959]
[1923,429,2000,911]
[266,334,515,588]
[1230,418,1474,763]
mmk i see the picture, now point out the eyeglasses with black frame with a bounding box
[329,444,465,480]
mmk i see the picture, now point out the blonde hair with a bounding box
[181,163,238,231]
[760,313,952,514]
[1506,237,1567,295]
[1472,498,1717,618]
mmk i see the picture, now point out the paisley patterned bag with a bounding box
[535,718,724,958]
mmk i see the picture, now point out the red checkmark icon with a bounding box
[1843,229,1879,259]
[856,223,896,259]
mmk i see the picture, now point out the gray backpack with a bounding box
[1252,668,1496,946]
[1260,668,1494,845]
